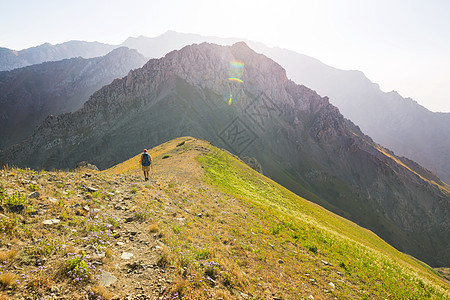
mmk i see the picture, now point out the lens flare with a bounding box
[228,77,244,83]
[228,94,233,105]
[230,60,244,68]
[228,60,244,83]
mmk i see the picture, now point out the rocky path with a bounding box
[93,177,177,299]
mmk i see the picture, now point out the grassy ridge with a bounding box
[197,144,449,299]
[2,137,447,299]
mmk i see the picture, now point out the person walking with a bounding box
[140,149,152,181]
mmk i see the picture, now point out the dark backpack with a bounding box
[142,153,151,166]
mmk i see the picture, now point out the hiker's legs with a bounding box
[142,166,150,180]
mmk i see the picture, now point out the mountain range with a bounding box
[0,47,147,149]
[1,31,448,184]
[1,42,448,267]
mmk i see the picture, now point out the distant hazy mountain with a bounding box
[0,47,146,149]
[1,42,448,267]
[0,41,116,71]
[257,47,450,185]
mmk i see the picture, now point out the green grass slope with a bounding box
[193,138,449,299]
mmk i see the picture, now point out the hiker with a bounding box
[140,149,152,181]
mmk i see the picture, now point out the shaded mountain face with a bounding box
[0,41,116,71]
[0,42,448,267]
[0,47,147,149]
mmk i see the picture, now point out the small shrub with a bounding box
[130,187,138,194]
[271,225,281,235]
[5,192,27,206]
[63,252,96,283]
[157,247,171,268]
[291,232,302,240]
[68,215,85,227]
[204,261,221,286]
[133,208,151,221]
[26,237,64,257]
[27,273,54,289]
[178,256,191,269]
[107,216,121,229]
[104,247,113,258]
[195,249,212,260]
[172,225,182,234]
[157,253,170,268]
[0,188,7,203]
[0,218,20,236]
[91,191,102,198]
[306,244,318,254]
[87,229,112,249]
[28,184,38,191]
[221,271,234,288]
[162,155,170,159]
[58,198,65,207]
[149,223,160,233]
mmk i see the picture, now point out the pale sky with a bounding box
[1,0,449,112]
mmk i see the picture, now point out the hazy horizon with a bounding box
[1,0,449,113]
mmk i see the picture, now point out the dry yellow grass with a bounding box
[91,285,113,300]
[350,131,450,195]
[104,137,192,174]
[172,277,186,295]
[0,273,17,288]
[0,250,17,262]
[148,222,160,233]
[104,247,114,258]
[27,273,54,289]
[63,245,79,255]
[376,145,450,194]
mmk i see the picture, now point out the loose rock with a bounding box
[42,219,60,225]
[99,271,118,287]
[29,191,40,198]
[121,252,134,260]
